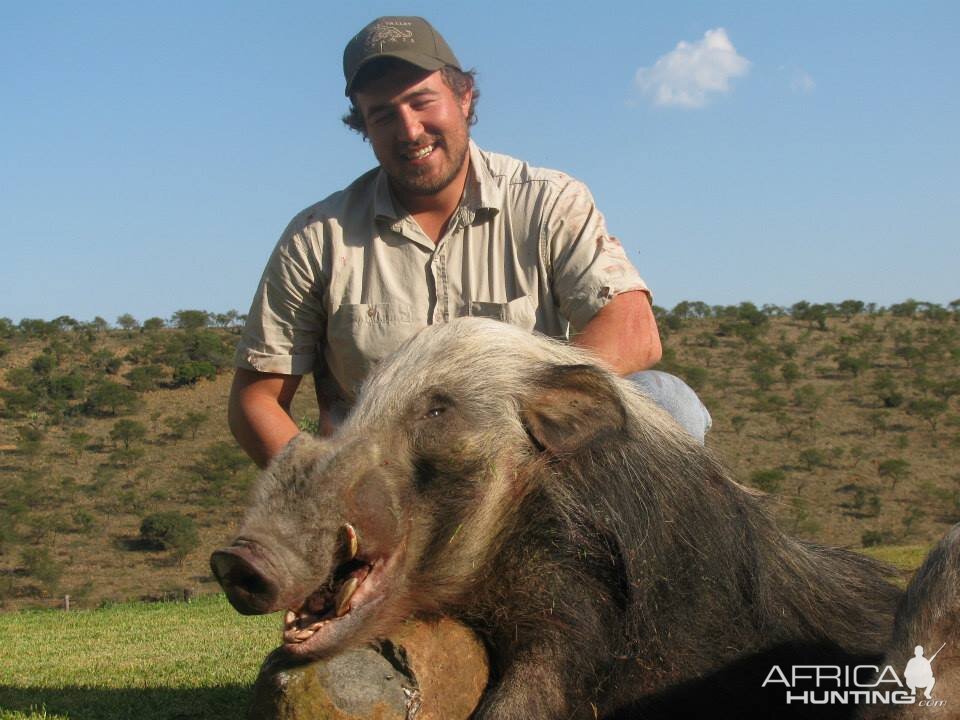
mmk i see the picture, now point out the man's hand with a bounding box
[228,369,303,468]
[571,290,662,376]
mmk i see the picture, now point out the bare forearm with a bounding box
[228,369,303,468]
[572,290,662,376]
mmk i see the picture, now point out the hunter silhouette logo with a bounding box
[905,643,945,700]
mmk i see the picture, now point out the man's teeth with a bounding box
[406,145,434,159]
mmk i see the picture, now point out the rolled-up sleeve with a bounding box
[545,179,649,333]
[235,221,327,376]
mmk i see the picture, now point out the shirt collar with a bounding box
[461,139,501,222]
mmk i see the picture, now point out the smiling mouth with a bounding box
[401,143,436,161]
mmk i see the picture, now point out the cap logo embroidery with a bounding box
[365,24,415,49]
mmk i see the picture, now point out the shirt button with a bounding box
[367,308,375,317]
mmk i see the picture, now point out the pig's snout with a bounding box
[211,543,284,615]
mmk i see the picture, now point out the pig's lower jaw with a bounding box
[280,551,400,658]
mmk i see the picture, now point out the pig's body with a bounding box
[213,318,956,719]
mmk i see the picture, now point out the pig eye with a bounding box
[421,392,454,420]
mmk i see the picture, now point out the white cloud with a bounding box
[635,28,750,108]
[791,70,816,94]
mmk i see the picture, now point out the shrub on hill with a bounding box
[173,361,217,386]
[84,381,139,416]
[21,546,63,595]
[139,511,199,567]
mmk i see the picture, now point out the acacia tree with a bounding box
[878,458,911,490]
[110,419,147,449]
[116,314,139,331]
[171,310,210,330]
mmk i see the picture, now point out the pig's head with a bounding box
[211,318,656,658]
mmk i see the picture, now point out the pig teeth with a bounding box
[283,610,296,628]
[292,628,316,642]
[340,523,359,560]
[335,577,360,617]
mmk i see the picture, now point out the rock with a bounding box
[248,617,488,720]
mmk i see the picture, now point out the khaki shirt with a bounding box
[236,141,648,402]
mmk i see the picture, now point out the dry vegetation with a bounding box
[0,299,957,611]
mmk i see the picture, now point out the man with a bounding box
[230,16,710,468]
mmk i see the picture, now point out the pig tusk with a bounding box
[335,577,360,617]
[340,523,359,560]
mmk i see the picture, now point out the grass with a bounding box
[861,543,931,572]
[0,550,930,720]
[0,594,277,720]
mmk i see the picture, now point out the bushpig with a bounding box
[212,318,956,719]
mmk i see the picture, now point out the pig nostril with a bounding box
[211,549,280,613]
[229,566,270,598]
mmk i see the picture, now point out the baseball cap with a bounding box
[343,16,461,96]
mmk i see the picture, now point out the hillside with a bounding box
[0,301,957,611]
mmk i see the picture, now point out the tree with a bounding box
[872,372,904,408]
[171,309,211,330]
[836,353,871,377]
[173,361,217,386]
[749,469,785,494]
[191,441,250,489]
[143,317,166,331]
[139,512,199,567]
[878,458,910,490]
[907,398,948,431]
[68,431,90,464]
[780,362,801,386]
[85,381,139,416]
[21,547,63,595]
[116,314,139,331]
[838,300,865,321]
[798,448,828,471]
[110,419,147,449]
[165,411,208,440]
[212,310,239,328]
[125,365,165,392]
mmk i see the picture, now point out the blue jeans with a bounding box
[629,370,712,444]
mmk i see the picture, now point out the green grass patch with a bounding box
[0,594,277,720]
[859,543,929,572]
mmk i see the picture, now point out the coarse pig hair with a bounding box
[220,318,912,719]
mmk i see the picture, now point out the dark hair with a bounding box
[342,63,479,137]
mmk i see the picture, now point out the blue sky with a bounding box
[2,1,957,323]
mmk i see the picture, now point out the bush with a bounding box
[0,511,19,554]
[21,546,63,594]
[110,419,147,448]
[191,442,251,490]
[164,411,208,440]
[85,381,139,416]
[173,361,217,386]
[798,448,828,471]
[878,458,911,490]
[139,511,199,566]
[73,510,96,534]
[125,365,166,392]
[861,529,895,547]
[749,468,785,493]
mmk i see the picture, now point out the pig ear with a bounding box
[520,364,628,454]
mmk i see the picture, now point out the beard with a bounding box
[379,130,470,198]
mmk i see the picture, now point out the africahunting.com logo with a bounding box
[762,643,947,707]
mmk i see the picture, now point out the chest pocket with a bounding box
[326,302,421,399]
[465,295,536,331]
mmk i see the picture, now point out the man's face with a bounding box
[355,64,472,199]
